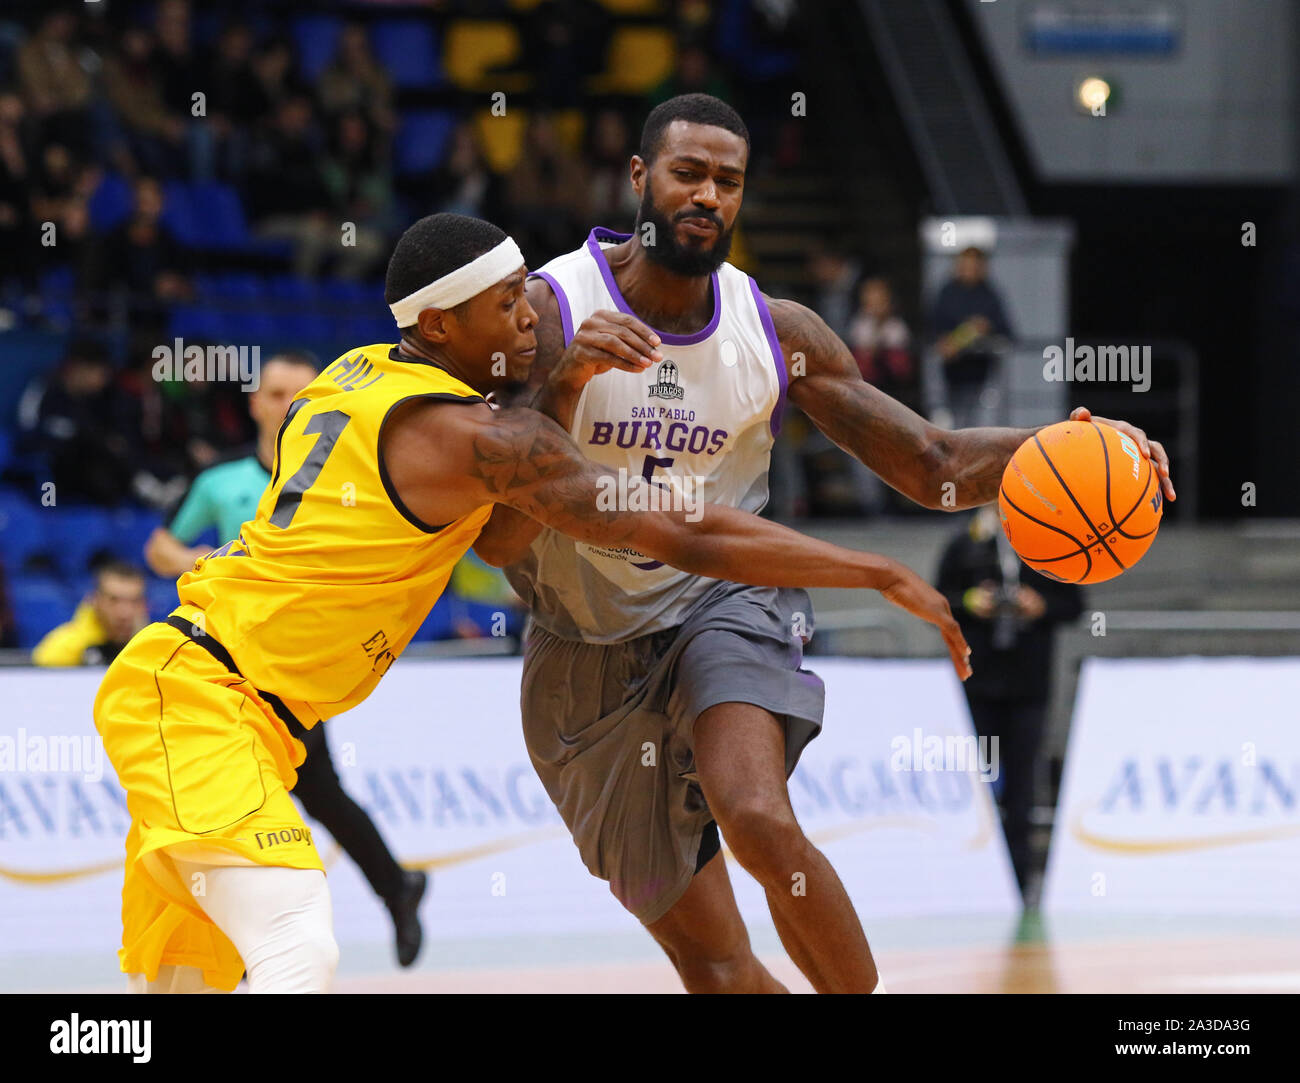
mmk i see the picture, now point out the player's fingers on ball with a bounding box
[1104,417,1150,456]
[1070,406,1091,421]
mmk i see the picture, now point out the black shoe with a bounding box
[387,869,428,968]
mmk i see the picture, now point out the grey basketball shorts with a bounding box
[519,583,826,925]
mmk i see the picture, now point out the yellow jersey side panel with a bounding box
[176,344,492,721]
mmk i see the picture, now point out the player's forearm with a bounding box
[928,424,1041,510]
[471,379,585,566]
[641,504,903,592]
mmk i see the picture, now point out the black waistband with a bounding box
[164,614,301,729]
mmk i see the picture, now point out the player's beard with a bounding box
[634,178,733,276]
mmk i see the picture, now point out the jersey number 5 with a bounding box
[630,454,675,570]
[269,405,352,528]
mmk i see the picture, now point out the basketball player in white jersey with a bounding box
[474,95,1175,993]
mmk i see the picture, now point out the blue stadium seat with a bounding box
[46,506,116,580]
[460,600,525,639]
[394,110,458,175]
[319,279,370,303]
[147,577,180,621]
[411,593,457,642]
[292,15,345,81]
[191,182,253,251]
[88,173,132,233]
[339,314,396,346]
[161,182,201,246]
[370,21,443,89]
[113,507,164,563]
[0,489,48,571]
[265,275,317,302]
[192,272,221,299]
[223,310,278,341]
[273,311,324,343]
[11,575,75,649]
[168,304,227,342]
[214,272,262,300]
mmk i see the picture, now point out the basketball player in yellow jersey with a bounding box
[94,212,973,993]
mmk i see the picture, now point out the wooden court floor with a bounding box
[329,912,1300,994]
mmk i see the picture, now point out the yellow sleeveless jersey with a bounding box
[175,343,492,725]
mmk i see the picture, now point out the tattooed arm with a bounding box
[472,275,665,566]
[384,399,974,678]
[772,297,1175,508]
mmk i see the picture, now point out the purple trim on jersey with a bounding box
[584,227,722,346]
[528,270,574,347]
[748,276,788,437]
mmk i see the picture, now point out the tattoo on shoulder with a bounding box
[469,410,567,495]
[469,410,627,532]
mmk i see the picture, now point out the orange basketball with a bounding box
[997,420,1162,584]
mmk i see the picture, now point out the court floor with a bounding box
[9,911,1298,994]
[327,912,1300,994]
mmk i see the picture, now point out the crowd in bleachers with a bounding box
[0,0,801,655]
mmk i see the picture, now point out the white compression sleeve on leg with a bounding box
[172,859,338,994]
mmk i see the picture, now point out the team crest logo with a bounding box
[648,359,684,401]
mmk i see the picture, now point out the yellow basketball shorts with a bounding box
[93,620,325,991]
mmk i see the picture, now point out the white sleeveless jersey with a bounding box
[505,227,788,643]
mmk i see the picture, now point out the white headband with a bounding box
[389,237,525,327]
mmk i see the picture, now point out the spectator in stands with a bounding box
[516,0,613,109]
[207,21,260,128]
[103,26,189,178]
[152,0,203,120]
[31,559,148,666]
[29,141,85,236]
[648,43,731,109]
[505,113,589,263]
[43,193,96,322]
[845,276,916,514]
[114,353,240,509]
[428,121,502,223]
[584,108,640,230]
[936,505,1083,899]
[248,37,302,123]
[144,352,320,576]
[17,337,140,507]
[808,245,861,341]
[248,93,340,278]
[316,22,395,136]
[930,246,1014,428]
[848,275,915,404]
[16,6,94,157]
[205,20,263,181]
[0,89,35,300]
[86,175,191,334]
[152,0,216,179]
[320,109,392,277]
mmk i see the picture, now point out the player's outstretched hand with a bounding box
[554,309,663,386]
[879,563,974,681]
[1069,406,1175,502]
